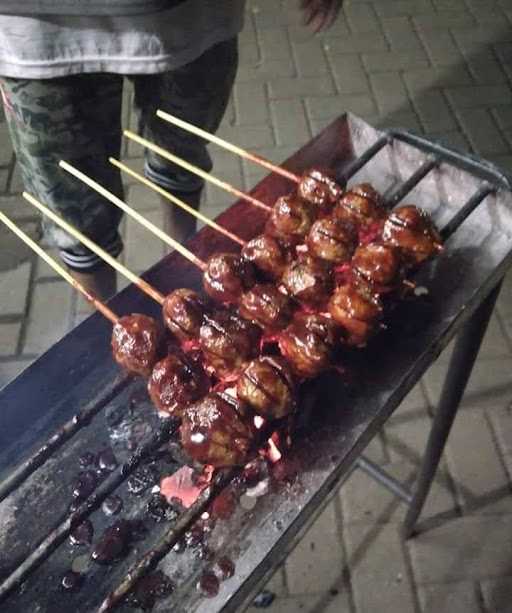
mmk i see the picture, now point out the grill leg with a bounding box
[402,281,503,539]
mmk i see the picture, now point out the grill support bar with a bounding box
[355,281,502,538]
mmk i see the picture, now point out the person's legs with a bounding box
[131,37,238,242]
[0,74,125,299]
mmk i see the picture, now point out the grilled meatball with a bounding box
[265,194,315,245]
[203,253,256,305]
[294,311,342,348]
[328,283,382,347]
[352,242,403,291]
[282,254,332,305]
[237,356,296,420]
[148,354,210,417]
[241,234,289,281]
[162,288,205,342]
[307,217,357,263]
[239,284,293,331]
[199,310,261,377]
[111,314,162,377]
[298,167,344,209]
[278,314,337,378]
[382,205,442,266]
[334,183,385,227]
[180,393,255,467]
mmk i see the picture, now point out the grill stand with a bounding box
[356,280,502,538]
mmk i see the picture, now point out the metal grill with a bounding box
[1,113,511,613]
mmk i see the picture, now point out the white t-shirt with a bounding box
[0,0,245,78]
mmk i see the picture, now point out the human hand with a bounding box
[299,0,344,32]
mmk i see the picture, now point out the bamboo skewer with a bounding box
[123,130,271,212]
[156,109,301,184]
[22,192,166,306]
[0,209,119,324]
[109,158,246,247]
[58,160,207,272]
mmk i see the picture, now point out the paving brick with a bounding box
[480,577,512,613]
[486,154,512,175]
[0,194,40,222]
[424,130,470,152]
[34,248,62,281]
[0,122,13,166]
[446,85,512,110]
[393,382,431,418]
[306,93,377,121]
[418,580,482,613]
[324,31,389,54]
[340,461,416,525]
[327,55,371,94]
[362,49,431,72]
[418,29,464,66]
[0,322,21,357]
[8,162,25,194]
[457,108,509,155]
[413,10,477,29]
[285,502,344,595]
[239,42,260,66]
[370,72,411,115]
[452,25,512,49]
[414,90,458,132]
[0,358,33,389]
[216,123,275,149]
[124,208,166,274]
[376,110,423,133]
[344,523,417,612]
[268,76,335,99]
[127,184,161,212]
[446,410,512,514]
[234,82,269,126]
[408,514,512,582]
[23,280,73,355]
[375,0,436,18]
[466,57,508,84]
[247,590,351,613]
[381,17,425,51]
[237,58,296,83]
[292,39,329,77]
[0,261,32,317]
[403,66,472,92]
[344,2,381,33]
[270,99,311,147]
[258,28,292,61]
[492,106,512,129]
[423,356,512,412]
[488,406,512,479]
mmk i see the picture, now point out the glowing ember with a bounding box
[160,466,206,508]
[254,416,265,430]
[181,339,201,352]
[267,437,283,463]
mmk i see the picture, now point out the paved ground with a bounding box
[1,1,512,611]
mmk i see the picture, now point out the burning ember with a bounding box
[267,437,283,463]
[160,466,206,509]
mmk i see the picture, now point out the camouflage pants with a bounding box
[0,38,238,270]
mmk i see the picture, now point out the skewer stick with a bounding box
[110,157,246,247]
[58,160,207,272]
[123,129,271,212]
[0,209,118,324]
[156,109,300,184]
[22,192,166,306]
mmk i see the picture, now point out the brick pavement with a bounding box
[1,1,512,611]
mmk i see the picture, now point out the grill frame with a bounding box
[1,113,512,612]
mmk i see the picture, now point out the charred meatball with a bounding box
[111,314,163,377]
[334,183,385,228]
[265,194,315,245]
[278,314,336,379]
[282,254,332,305]
[237,356,296,420]
[203,253,256,305]
[162,288,205,342]
[352,242,403,292]
[148,354,210,417]
[382,205,442,266]
[328,283,382,347]
[241,234,289,281]
[239,284,293,331]
[307,217,357,263]
[199,310,261,377]
[298,167,344,209]
[180,393,255,467]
